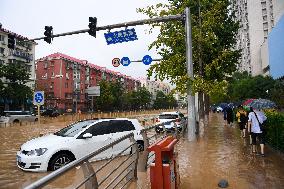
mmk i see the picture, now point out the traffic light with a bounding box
[88,17,97,37]
[8,34,15,49]
[44,26,53,44]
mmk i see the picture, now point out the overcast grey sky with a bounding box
[0,0,168,79]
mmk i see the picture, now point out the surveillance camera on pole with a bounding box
[88,17,97,37]
[44,26,53,44]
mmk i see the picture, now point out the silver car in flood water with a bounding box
[0,111,38,124]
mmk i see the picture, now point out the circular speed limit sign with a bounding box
[112,58,120,67]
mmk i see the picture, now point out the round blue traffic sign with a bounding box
[34,91,44,105]
[142,55,152,65]
[120,57,131,66]
[35,93,43,103]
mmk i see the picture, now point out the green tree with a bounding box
[138,0,240,94]
[167,93,178,109]
[138,0,240,123]
[153,91,168,109]
[95,80,115,111]
[0,63,32,110]
[109,81,124,111]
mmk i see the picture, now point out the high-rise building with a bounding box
[139,77,171,101]
[232,0,284,76]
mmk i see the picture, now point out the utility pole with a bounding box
[185,7,196,141]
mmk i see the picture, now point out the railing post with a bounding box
[137,131,149,172]
[81,160,98,189]
[129,135,139,179]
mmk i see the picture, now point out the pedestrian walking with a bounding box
[236,105,247,138]
[223,106,228,126]
[248,107,267,156]
[225,106,234,127]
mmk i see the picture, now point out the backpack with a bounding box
[239,111,247,123]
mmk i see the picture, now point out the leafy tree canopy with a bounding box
[137,0,240,95]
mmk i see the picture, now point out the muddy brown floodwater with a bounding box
[0,113,284,189]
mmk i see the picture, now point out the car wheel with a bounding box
[136,141,144,152]
[13,119,19,123]
[48,153,74,171]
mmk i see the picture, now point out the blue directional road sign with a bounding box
[120,57,131,66]
[142,55,153,65]
[33,91,44,105]
[104,28,138,45]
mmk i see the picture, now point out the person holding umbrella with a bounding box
[248,107,267,156]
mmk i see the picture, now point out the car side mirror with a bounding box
[82,133,92,139]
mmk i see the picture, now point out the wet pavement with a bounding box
[131,113,284,189]
[0,113,284,188]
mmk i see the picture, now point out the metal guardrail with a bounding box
[24,133,138,189]
[138,118,188,171]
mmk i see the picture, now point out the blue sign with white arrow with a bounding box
[104,28,138,45]
[142,55,152,65]
[33,91,44,105]
[120,57,131,66]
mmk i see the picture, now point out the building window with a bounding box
[0,35,5,42]
[264,30,268,37]
[263,15,267,22]
[0,47,4,54]
[65,82,68,88]
[50,61,54,67]
[51,82,54,89]
[51,72,55,77]
[261,2,266,9]
[262,9,267,16]
[44,61,48,68]
[263,22,268,30]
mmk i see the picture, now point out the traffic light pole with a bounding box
[25,15,183,41]
[185,7,196,141]
[27,9,196,141]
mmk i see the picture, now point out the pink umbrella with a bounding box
[243,99,255,105]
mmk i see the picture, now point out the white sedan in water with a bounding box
[16,119,144,172]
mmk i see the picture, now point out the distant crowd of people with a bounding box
[223,105,267,157]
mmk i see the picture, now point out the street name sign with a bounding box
[104,28,138,45]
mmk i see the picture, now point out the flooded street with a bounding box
[0,113,284,189]
[176,113,284,189]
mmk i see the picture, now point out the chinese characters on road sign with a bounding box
[104,28,138,45]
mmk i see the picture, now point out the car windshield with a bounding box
[54,120,95,137]
[159,114,178,119]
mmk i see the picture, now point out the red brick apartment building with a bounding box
[35,53,141,112]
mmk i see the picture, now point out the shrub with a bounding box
[264,111,284,152]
